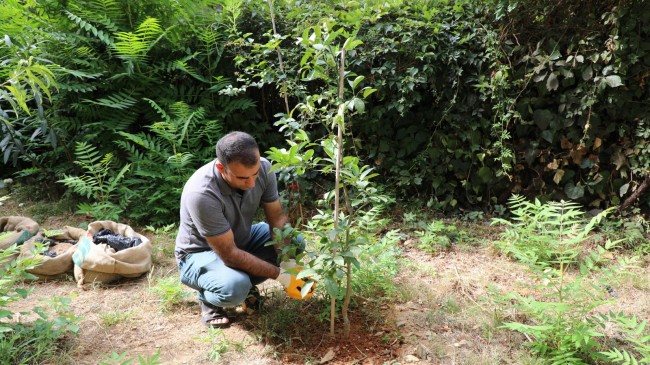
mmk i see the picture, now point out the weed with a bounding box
[461,210,485,222]
[99,310,135,328]
[353,230,401,300]
[58,141,130,221]
[249,294,308,346]
[196,328,244,361]
[99,349,162,365]
[440,296,461,314]
[144,224,177,237]
[415,220,471,254]
[0,244,80,364]
[149,276,191,312]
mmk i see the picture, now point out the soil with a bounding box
[1,198,649,364]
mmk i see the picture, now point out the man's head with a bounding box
[215,131,260,191]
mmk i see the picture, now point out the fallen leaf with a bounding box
[319,348,336,364]
[594,137,602,150]
[453,340,468,347]
[553,169,565,185]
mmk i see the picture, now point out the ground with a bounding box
[2,197,649,364]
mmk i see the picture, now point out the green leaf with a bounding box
[362,88,377,98]
[546,72,559,91]
[565,182,585,199]
[343,38,363,51]
[533,109,553,130]
[0,309,13,318]
[620,183,629,197]
[297,268,317,279]
[301,281,315,298]
[604,75,623,88]
[478,166,494,183]
[582,65,593,80]
[349,76,365,89]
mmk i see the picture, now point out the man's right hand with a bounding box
[276,260,315,299]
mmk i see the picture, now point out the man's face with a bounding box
[216,151,261,191]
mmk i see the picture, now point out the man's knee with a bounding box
[204,275,251,307]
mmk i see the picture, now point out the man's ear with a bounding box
[216,161,225,173]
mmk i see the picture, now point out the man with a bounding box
[175,131,309,328]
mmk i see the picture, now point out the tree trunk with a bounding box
[619,175,650,213]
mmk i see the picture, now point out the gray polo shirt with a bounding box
[174,157,279,261]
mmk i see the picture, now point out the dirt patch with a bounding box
[2,198,650,364]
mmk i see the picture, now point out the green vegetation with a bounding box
[148,276,191,312]
[1,0,649,363]
[0,244,80,364]
[491,195,644,364]
[99,350,162,365]
[1,0,648,225]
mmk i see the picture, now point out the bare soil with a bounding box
[2,198,649,364]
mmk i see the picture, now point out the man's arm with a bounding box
[262,199,290,252]
[206,230,280,279]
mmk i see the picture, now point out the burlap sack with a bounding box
[72,221,153,288]
[19,226,86,280]
[0,216,40,265]
[0,216,40,250]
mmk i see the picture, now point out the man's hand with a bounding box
[276,260,315,299]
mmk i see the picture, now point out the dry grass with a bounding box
[2,196,649,364]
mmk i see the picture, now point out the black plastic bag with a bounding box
[93,228,142,252]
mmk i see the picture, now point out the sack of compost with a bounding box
[0,216,40,250]
[19,226,86,280]
[72,221,153,287]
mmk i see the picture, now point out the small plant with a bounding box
[461,210,485,221]
[58,141,130,221]
[99,310,135,328]
[0,244,80,364]
[149,276,191,312]
[99,349,162,365]
[196,328,244,361]
[490,195,640,364]
[264,22,385,339]
[415,221,468,254]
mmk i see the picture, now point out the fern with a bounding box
[65,11,115,46]
[599,312,650,364]
[113,17,164,63]
[83,92,137,110]
[491,196,642,364]
[57,141,130,220]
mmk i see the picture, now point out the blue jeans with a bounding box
[177,223,303,307]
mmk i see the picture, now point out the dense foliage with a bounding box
[1,0,649,223]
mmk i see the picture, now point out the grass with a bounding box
[148,275,191,312]
[99,309,135,328]
[196,328,245,361]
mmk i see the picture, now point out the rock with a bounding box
[404,239,416,247]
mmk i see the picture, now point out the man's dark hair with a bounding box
[216,131,259,167]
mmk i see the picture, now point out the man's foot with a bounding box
[200,300,232,328]
[204,315,230,328]
[237,287,264,314]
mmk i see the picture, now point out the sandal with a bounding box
[200,300,232,328]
